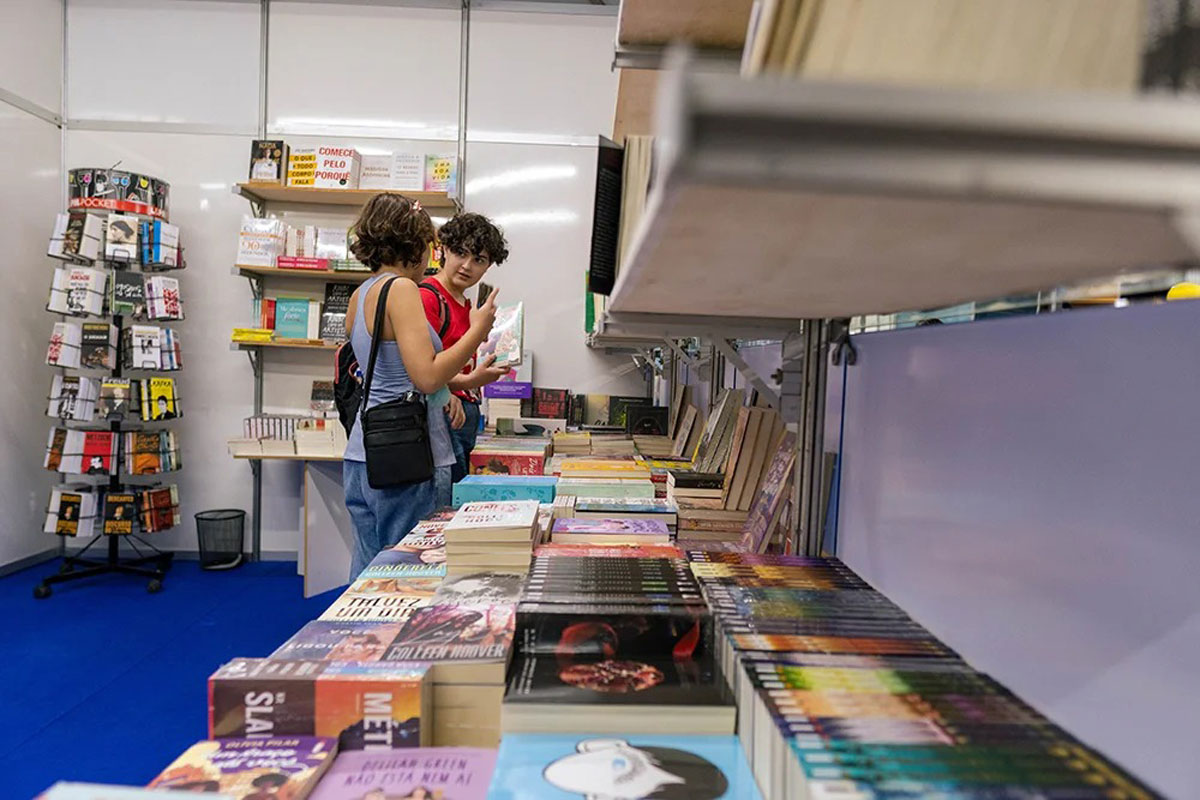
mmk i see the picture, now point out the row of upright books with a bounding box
[48,266,183,321]
[248,138,458,193]
[47,317,183,371]
[49,210,181,268]
[44,428,181,476]
[48,375,180,423]
[44,484,180,538]
[251,281,354,342]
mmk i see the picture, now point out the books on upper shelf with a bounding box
[48,211,103,262]
[489,734,761,800]
[287,147,318,186]
[237,216,285,267]
[47,375,98,421]
[208,658,431,748]
[48,265,107,316]
[104,213,140,262]
[320,282,354,342]
[479,302,523,367]
[44,486,97,538]
[249,139,289,183]
[549,517,672,545]
[310,747,497,800]
[148,737,334,796]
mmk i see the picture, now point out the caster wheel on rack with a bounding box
[34,584,51,599]
[147,579,163,594]
[58,562,74,574]
[159,558,173,573]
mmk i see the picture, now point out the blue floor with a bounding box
[0,557,343,798]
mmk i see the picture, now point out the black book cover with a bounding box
[384,603,514,662]
[517,604,710,660]
[626,404,669,436]
[111,270,146,317]
[80,323,111,368]
[717,618,934,640]
[208,658,326,738]
[320,283,356,341]
[505,653,732,709]
[587,137,622,296]
[530,388,570,419]
[103,492,135,535]
[668,470,725,489]
[607,395,649,428]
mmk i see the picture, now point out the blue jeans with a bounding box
[434,464,453,510]
[343,459,435,581]
[449,400,481,482]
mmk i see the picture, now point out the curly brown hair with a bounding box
[438,212,509,265]
[350,193,436,271]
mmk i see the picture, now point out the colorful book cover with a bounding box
[147,377,177,420]
[82,431,114,475]
[469,450,545,476]
[534,544,684,559]
[384,604,515,662]
[318,578,438,623]
[740,430,797,552]
[505,655,731,709]
[452,475,557,506]
[432,571,526,605]
[102,493,135,535]
[207,659,429,749]
[516,604,708,660]
[130,432,162,475]
[148,737,334,796]
[271,620,406,662]
[363,530,446,570]
[55,493,82,536]
[551,518,671,536]
[574,498,677,515]
[478,302,523,367]
[447,501,540,532]
[489,734,760,799]
[357,561,447,580]
[274,296,311,339]
[310,747,497,800]
[424,154,457,193]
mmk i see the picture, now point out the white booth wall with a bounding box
[60,0,644,557]
[836,301,1200,799]
[0,0,64,570]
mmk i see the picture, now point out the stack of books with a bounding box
[686,551,1158,800]
[469,436,551,476]
[552,430,591,455]
[640,456,693,498]
[590,433,637,456]
[558,457,651,480]
[443,500,539,575]
[548,516,672,546]
[633,433,676,458]
[571,497,678,531]
[502,553,735,736]
[555,476,657,501]
[451,474,557,506]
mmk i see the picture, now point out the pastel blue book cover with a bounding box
[488,733,762,799]
[453,475,557,506]
[44,784,235,800]
[274,297,310,339]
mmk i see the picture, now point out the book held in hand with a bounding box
[479,302,524,367]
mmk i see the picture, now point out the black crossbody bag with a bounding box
[360,277,435,489]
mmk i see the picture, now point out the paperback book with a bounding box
[384,603,516,664]
[478,302,523,367]
[271,620,407,662]
[310,747,497,800]
[148,737,334,796]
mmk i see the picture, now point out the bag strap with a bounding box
[419,280,451,340]
[360,276,398,411]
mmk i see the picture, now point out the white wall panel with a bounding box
[267,2,460,140]
[465,141,646,396]
[0,105,61,568]
[66,0,260,129]
[0,0,63,112]
[60,130,303,554]
[468,9,618,142]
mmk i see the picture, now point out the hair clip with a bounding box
[412,200,423,212]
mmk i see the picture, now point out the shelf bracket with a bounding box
[713,338,781,409]
[661,338,699,370]
[243,347,260,374]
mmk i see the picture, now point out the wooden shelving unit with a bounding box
[234,183,458,210]
[235,264,373,282]
[232,453,343,463]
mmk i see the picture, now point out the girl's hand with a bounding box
[445,394,466,430]
[469,286,499,337]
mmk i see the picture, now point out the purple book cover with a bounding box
[150,737,335,794]
[551,517,671,535]
[484,381,533,399]
[309,747,497,800]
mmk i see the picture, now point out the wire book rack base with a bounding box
[35,530,173,598]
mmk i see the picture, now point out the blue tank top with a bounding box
[344,274,455,468]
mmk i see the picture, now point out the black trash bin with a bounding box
[195,509,245,570]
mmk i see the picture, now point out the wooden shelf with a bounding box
[617,0,753,49]
[610,63,1200,320]
[236,264,372,282]
[234,183,458,210]
[233,339,339,352]
[232,452,343,462]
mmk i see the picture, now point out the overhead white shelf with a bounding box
[609,63,1200,320]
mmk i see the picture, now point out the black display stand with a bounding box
[36,305,176,596]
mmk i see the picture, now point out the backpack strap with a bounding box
[360,276,398,410]
[418,280,451,341]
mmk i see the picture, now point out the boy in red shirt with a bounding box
[421,213,511,492]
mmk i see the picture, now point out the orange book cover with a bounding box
[314,662,430,748]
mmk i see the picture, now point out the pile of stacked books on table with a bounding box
[686,550,1159,800]
[468,434,550,476]
[590,432,637,456]
[552,429,591,455]
[555,456,657,502]
[502,549,736,736]
[443,499,539,575]
[569,495,679,532]
[632,433,676,458]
